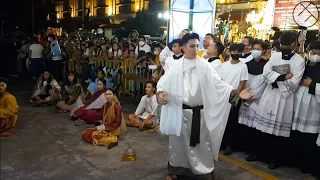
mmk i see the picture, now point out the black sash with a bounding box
[183,104,203,147]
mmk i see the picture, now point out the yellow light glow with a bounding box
[108,6,113,16]
[135,4,140,11]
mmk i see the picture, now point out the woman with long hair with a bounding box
[29,71,61,106]
[0,78,19,137]
[82,88,127,148]
[108,42,123,60]
[55,72,84,113]
[72,78,107,125]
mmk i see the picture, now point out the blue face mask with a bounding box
[251,50,262,59]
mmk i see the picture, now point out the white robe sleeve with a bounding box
[134,96,146,116]
[160,46,170,67]
[263,60,281,84]
[277,60,305,98]
[316,83,320,103]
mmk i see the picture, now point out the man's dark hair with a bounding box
[181,33,200,45]
[230,43,244,52]
[183,29,190,32]
[152,43,163,51]
[244,36,254,45]
[0,77,8,85]
[272,40,281,50]
[48,34,56,40]
[138,35,146,41]
[205,33,215,40]
[214,42,224,56]
[107,73,112,79]
[279,31,298,46]
[146,80,157,88]
[31,37,39,44]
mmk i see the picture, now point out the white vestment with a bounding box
[205,58,222,75]
[239,73,267,127]
[253,53,305,137]
[135,94,159,126]
[163,57,177,72]
[157,57,233,174]
[292,82,320,133]
[160,46,174,68]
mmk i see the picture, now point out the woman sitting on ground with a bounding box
[30,71,61,106]
[71,78,106,125]
[55,72,84,113]
[0,78,19,137]
[86,69,112,98]
[82,88,127,148]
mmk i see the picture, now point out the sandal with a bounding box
[166,175,179,180]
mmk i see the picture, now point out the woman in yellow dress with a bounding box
[0,78,19,137]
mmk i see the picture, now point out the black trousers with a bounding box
[222,102,241,148]
[51,60,64,82]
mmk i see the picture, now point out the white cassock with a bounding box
[239,53,253,63]
[134,94,159,126]
[238,62,267,127]
[160,46,174,68]
[292,80,320,133]
[206,57,222,75]
[163,57,176,72]
[253,53,305,137]
[157,57,233,174]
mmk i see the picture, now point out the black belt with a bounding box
[182,104,203,147]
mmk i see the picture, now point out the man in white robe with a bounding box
[239,36,254,63]
[163,39,184,72]
[127,81,159,130]
[252,31,305,169]
[205,41,224,74]
[160,29,190,68]
[290,41,320,174]
[156,33,254,180]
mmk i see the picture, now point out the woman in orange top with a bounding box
[0,78,19,137]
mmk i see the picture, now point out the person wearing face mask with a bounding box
[135,35,151,59]
[251,31,305,169]
[159,29,190,67]
[290,40,320,176]
[238,40,268,160]
[239,36,254,63]
[219,43,249,155]
[147,43,163,80]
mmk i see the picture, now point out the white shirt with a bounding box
[108,48,123,57]
[29,44,43,59]
[206,58,222,74]
[135,44,151,55]
[219,61,248,89]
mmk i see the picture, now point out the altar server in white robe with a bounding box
[156,33,255,180]
[160,29,189,68]
[291,40,320,174]
[239,36,254,63]
[237,40,268,158]
[253,31,305,169]
[163,39,184,72]
[205,41,224,74]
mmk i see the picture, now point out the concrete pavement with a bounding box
[0,79,315,180]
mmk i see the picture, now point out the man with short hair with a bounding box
[206,41,224,73]
[160,29,190,67]
[163,39,184,72]
[240,36,254,63]
[157,33,254,180]
[127,81,159,130]
[198,33,214,58]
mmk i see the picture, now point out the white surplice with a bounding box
[135,94,159,126]
[238,73,267,127]
[160,46,174,67]
[253,53,305,137]
[292,82,320,133]
[157,57,233,174]
[163,57,176,72]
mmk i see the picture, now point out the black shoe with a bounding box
[70,116,78,121]
[95,122,102,126]
[269,160,278,169]
[246,155,258,162]
[107,142,118,149]
[224,146,233,156]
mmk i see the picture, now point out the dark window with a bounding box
[78,0,82,16]
[119,5,132,14]
[148,1,163,11]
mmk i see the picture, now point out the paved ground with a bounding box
[0,79,316,180]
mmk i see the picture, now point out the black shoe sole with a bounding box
[108,142,118,149]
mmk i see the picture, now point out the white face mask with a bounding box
[310,55,320,63]
[139,41,145,46]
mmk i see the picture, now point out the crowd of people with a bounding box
[0,27,319,180]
